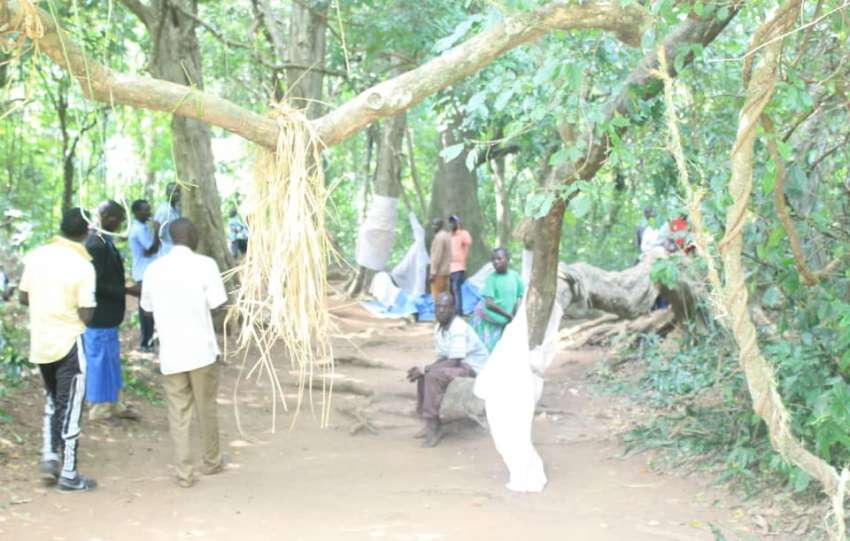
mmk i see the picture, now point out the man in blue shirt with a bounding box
[154,183,181,256]
[129,199,159,351]
[227,208,248,257]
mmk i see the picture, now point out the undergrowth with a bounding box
[601,324,842,501]
[0,303,28,421]
[123,362,163,406]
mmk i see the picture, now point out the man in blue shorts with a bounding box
[84,201,141,422]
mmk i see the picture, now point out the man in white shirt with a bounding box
[153,182,181,256]
[406,292,489,447]
[140,218,227,488]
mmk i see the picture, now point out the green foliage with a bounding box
[0,303,29,400]
[122,364,163,406]
[650,256,680,289]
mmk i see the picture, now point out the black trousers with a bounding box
[450,270,465,315]
[39,340,86,479]
[138,281,155,347]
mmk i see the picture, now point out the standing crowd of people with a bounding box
[17,184,230,492]
[14,190,695,488]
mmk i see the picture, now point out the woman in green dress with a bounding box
[472,248,525,351]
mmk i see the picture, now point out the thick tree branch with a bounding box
[2,0,280,148]
[474,144,520,169]
[763,114,841,285]
[310,1,651,146]
[117,0,153,29]
[557,2,744,185]
[4,0,649,151]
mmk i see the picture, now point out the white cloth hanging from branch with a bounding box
[474,250,563,492]
[355,195,398,271]
[390,212,429,297]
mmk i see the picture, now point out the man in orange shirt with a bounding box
[448,215,472,315]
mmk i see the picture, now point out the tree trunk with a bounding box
[62,152,74,213]
[286,1,328,119]
[490,153,512,248]
[428,117,489,272]
[348,112,407,297]
[148,0,232,270]
[55,80,73,213]
[527,198,565,347]
[141,115,157,199]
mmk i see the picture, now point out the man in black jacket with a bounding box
[83,201,140,422]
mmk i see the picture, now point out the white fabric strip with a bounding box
[355,195,398,271]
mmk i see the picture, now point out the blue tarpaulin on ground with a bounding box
[461,281,482,315]
[414,294,434,321]
[360,289,418,319]
[414,281,482,322]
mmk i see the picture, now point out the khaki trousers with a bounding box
[162,362,221,483]
[430,274,449,301]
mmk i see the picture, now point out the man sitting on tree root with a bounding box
[407,292,488,447]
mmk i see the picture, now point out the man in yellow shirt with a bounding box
[19,208,98,492]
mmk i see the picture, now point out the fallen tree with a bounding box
[553,247,703,349]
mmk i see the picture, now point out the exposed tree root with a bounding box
[309,377,374,397]
[333,356,393,370]
[559,310,674,354]
[336,403,380,435]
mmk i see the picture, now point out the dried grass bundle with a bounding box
[227,102,334,430]
[0,0,43,53]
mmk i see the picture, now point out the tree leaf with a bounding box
[439,143,465,163]
[570,193,592,219]
[466,91,487,114]
[465,147,479,171]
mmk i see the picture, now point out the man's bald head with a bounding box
[169,218,199,251]
[98,200,125,233]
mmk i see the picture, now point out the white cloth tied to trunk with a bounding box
[473,250,563,493]
[368,271,400,308]
[390,212,430,297]
[355,195,398,271]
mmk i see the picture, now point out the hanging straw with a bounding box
[226,101,334,431]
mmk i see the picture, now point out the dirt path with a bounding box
[0,299,777,541]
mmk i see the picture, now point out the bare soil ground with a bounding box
[0,296,789,541]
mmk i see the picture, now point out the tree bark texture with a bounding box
[428,118,490,273]
[142,0,232,270]
[526,197,565,346]
[5,0,650,150]
[286,1,328,119]
[490,152,512,249]
[525,1,743,346]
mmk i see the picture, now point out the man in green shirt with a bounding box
[472,248,524,351]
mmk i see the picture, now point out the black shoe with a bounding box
[422,427,444,448]
[38,460,60,483]
[421,419,443,448]
[57,474,97,493]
